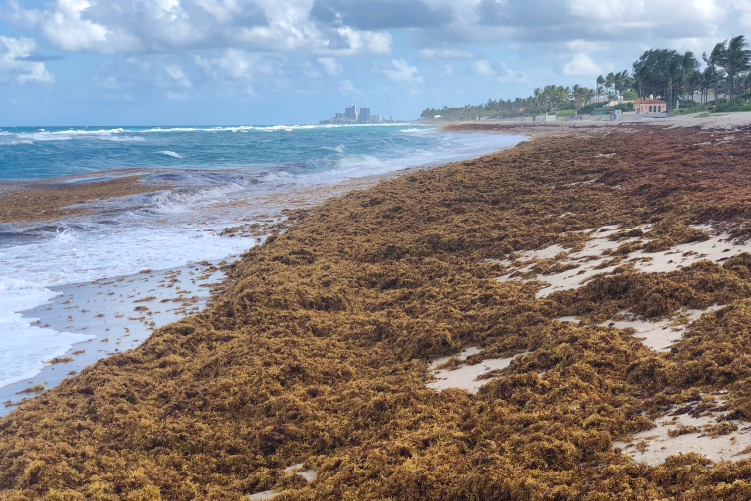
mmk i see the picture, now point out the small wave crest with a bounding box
[157,151,183,158]
[320,144,346,153]
[100,136,145,142]
[54,224,78,244]
[331,153,382,170]
[150,181,250,213]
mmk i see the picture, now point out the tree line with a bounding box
[421,36,751,120]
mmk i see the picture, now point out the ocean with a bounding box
[0,124,525,399]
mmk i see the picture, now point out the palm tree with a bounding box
[688,71,702,102]
[704,43,726,101]
[612,70,631,101]
[666,56,683,111]
[701,66,716,103]
[605,72,615,101]
[681,51,699,102]
[596,75,605,105]
[715,35,751,106]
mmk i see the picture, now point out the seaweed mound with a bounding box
[4,124,751,499]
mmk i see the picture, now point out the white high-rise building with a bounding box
[344,105,357,121]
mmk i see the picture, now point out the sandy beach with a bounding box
[5,117,751,499]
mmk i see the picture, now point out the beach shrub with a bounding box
[680,102,712,114]
[712,97,751,113]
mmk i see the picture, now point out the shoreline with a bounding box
[7,119,751,496]
[0,130,526,228]
[0,259,228,414]
[0,131,527,407]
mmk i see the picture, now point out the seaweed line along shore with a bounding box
[7,115,751,499]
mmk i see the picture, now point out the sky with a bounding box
[1,0,750,125]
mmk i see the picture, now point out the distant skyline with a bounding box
[1,0,750,126]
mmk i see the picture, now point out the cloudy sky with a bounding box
[1,0,750,125]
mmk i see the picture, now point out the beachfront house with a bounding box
[634,97,666,114]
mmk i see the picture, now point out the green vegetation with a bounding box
[420,83,599,121]
[672,95,751,116]
[423,36,751,121]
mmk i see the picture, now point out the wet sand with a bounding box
[1,260,227,415]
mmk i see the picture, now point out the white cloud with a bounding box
[418,48,474,60]
[565,39,606,53]
[731,0,751,28]
[3,0,392,56]
[339,80,356,93]
[316,27,392,56]
[568,0,727,24]
[167,90,187,100]
[471,59,495,75]
[376,59,422,84]
[96,76,119,90]
[46,0,113,51]
[165,63,192,87]
[317,57,342,75]
[0,36,54,84]
[496,62,527,83]
[562,53,602,76]
[196,49,279,80]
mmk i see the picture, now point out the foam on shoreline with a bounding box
[0,223,258,392]
[0,260,227,414]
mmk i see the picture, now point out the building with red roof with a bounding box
[634,97,667,114]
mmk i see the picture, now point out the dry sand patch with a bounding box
[602,305,725,352]
[427,346,530,394]
[614,396,751,465]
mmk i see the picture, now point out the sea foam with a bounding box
[0,223,258,388]
[157,150,183,158]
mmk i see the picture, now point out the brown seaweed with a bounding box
[3,124,751,499]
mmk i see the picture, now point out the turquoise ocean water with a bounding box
[1,124,511,180]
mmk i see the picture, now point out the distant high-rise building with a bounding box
[335,112,343,118]
[359,107,371,123]
[390,116,395,122]
[374,114,382,123]
[345,105,357,121]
